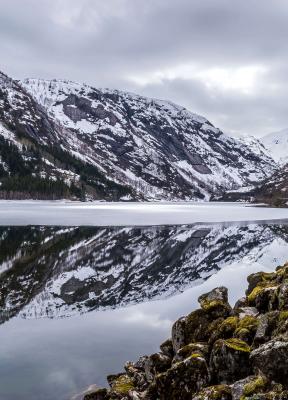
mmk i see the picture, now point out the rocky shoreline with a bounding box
[81,263,288,400]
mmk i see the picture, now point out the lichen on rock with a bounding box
[80,263,288,400]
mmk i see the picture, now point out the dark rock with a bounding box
[230,375,267,400]
[173,342,210,363]
[210,338,251,384]
[250,340,288,384]
[83,387,108,400]
[198,287,232,318]
[278,282,288,310]
[192,384,232,400]
[155,354,209,400]
[159,338,174,358]
[184,309,212,344]
[253,311,279,345]
[171,316,187,352]
[143,352,171,382]
[246,272,276,296]
[233,297,248,310]
[124,362,148,391]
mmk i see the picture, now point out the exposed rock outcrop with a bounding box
[81,262,288,399]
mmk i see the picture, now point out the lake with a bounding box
[0,203,288,399]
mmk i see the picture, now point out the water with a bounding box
[1,220,288,399]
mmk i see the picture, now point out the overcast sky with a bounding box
[0,0,287,137]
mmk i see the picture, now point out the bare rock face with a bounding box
[80,263,288,400]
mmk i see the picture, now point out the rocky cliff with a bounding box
[82,263,288,400]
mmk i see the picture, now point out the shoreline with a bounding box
[80,263,288,400]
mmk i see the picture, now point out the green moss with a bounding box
[247,286,265,303]
[189,353,202,359]
[279,311,288,322]
[238,316,259,330]
[224,338,251,352]
[177,343,207,360]
[111,375,135,394]
[241,375,268,399]
[221,316,239,331]
[201,299,226,312]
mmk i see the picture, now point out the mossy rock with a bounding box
[156,354,209,400]
[220,316,239,335]
[250,340,288,385]
[198,287,231,318]
[110,375,135,395]
[224,338,251,352]
[241,375,268,398]
[210,339,251,384]
[234,316,259,344]
[246,272,276,296]
[174,342,209,363]
[184,309,212,344]
[192,384,232,400]
[247,284,278,312]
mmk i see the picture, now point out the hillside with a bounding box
[0,70,277,201]
[262,128,288,165]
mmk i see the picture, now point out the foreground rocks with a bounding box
[82,263,288,399]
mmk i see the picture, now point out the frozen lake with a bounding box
[0,200,287,226]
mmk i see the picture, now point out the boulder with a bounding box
[173,342,209,363]
[253,311,279,345]
[198,287,232,318]
[210,338,251,384]
[171,316,186,352]
[155,354,209,400]
[143,352,171,382]
[246,272,276,296]
[124,362,148,391]
[184,309,214,344]
[230,375,267,400]
[159,338,174,358]
[247,284,278,312]
[250,340,288,384]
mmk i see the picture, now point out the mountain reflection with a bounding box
[0,223,288,323]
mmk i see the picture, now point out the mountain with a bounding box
[1,223,288,322]
[219,163,288,206]
[0,70,277,200]
[262,128,288,164]
[251,164,288,206]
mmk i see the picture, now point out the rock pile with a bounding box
[83,263,288,399]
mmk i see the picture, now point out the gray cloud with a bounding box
[0,0,287,136]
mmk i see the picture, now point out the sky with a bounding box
[0,0,287,137]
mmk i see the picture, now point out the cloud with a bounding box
[0,0,287,135]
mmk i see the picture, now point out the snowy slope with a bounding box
[19,77,277,201]
[262,129,288,164]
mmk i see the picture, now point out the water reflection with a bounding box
[1,223,288,324]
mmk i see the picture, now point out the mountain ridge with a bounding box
[0,70,278,201]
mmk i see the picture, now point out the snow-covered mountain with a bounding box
[1,224,287,322]
[0,70,277,200]
[262,129,288,165]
